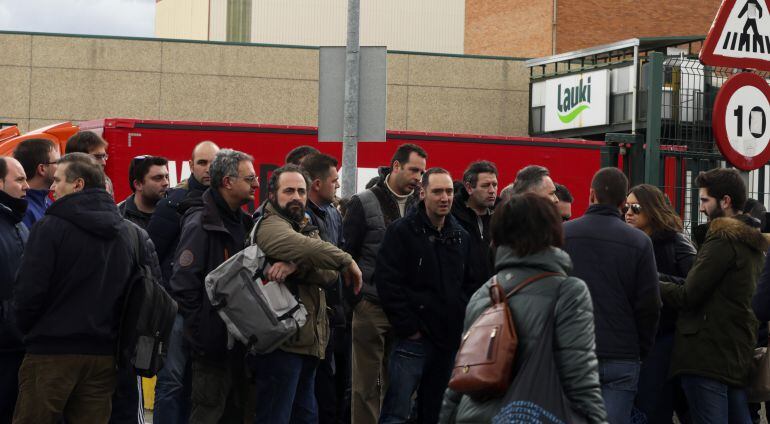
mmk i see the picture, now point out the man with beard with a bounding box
[451,160,498,293]
[343,144,427,424]
[12,139,58,229]
[0,157,28,422]
[251,164,363,423]
[170,149,258,423]
[375,168,474,423]
[118,155,170,229]
[660,168,765,423]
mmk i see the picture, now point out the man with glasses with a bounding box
[65,131,113,196]
[12,138,59,229]
[118,155,170,230]
[563,167,660,424]
[170,149,258,423]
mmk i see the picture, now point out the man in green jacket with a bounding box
[661,168,767,423]
[252,164,363,423]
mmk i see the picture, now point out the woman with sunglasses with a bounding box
[624,184,696,424]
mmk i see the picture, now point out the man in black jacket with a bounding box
[343,144,427,424]
[563,167,660,424]
[0,157,28,423]
[148,140,218,424]
[118,155,170,229]
[376,168,473,423]
[12,153,160,423]
[169,149,258,423]
[451,160,498,293]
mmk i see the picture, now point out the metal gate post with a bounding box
[645,52,664,186]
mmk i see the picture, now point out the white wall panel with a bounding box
[155,0,210,40]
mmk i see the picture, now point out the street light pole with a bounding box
[341,0,360,198]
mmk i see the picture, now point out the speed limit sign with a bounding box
[713,72,770,171]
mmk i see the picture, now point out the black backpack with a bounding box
[116,223,178,377]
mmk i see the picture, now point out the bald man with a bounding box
[147,141,220,422]
[0,157,29,422]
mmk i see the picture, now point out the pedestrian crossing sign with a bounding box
[701,0,770,71]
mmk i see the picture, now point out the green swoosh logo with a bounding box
[557,104,590,123]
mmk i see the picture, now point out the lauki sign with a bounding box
[544,70,609,132]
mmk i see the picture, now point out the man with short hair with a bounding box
[170,149,258,423]
[301,153,349,424]
[12,153,160,422]
[555,183,574,221]
[251,164,363,423]
[118,155,170,229]
[512,164,558,203]
[12,139,58,229]
[451,160,498,292]
[343,143,427,424]
[563,167,660,424]
[286,145,320,166]
[661,168,764,423]
[149,140,219,423]
[376,168,473,423]
[0,157,28,422]
[65,131,113,195]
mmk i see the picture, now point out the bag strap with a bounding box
[505,272,561,299]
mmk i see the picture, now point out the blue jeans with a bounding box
[153,314,191,424]
[250,349,319,424]
[599,359,641,424]
[680,375,752,424]
[379,337,454,424]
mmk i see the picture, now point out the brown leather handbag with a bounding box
[448,272,558,399]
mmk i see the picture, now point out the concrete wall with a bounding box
[0,32,529,136]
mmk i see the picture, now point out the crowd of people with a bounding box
[0,132,769,424]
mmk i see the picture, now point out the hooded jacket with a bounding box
[440,247,608,424]
[0,191,28,353]
[343,166,420,302]
[255,202,353,358]
[13,188,159,355]
[661,216,768,386]
[169,188,253,362]
[374,202,474,350]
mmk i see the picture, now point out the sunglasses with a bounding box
[622,203,642,215]
[132,155,151,167]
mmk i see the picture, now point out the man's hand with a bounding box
[265,261,298,283]
[342,260,363,295]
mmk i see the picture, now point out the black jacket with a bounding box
[146,176,207,283]
[651,230,696,335]
[374,202,474,350]
[307,199,347,328]
[0,192,28,353]
[117,193,153,230]
[450,185,494,293]
[13,188,160,355]
[563,203,661,360]
[169,188,252,363]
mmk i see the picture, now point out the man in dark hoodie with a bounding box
[343,143,427,424]
[12,153,160,422]
[661,168,766,423]
[451,160,498,293]
[148,140,219,424]
[0,156,29,423]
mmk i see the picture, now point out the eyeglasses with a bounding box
[92,153,109,161]
[622,203,642,215]
[230,175,259,185]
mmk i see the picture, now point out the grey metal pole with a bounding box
[341,0,360,198]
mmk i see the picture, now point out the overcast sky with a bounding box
[0,0,155,38]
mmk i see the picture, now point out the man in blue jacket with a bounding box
[12,138,58,229]
[375,168,474,423]
[0,157,28,423]
[563,167,660,424]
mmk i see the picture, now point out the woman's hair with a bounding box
[628,184,683,234]
[491,193,563,256]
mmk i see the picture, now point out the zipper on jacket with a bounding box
[486,327,497,360]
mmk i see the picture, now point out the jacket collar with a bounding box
[25,188,51,208]
[585,203,623,219]
[0,190,27,224]
[408,201,462,236]
[494,245,572,275]
[263,201,314,233]
[200,188,250,234]
[707,216,770,253]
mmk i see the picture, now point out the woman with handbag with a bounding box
[624,184,696,423]
[439,193,608,424]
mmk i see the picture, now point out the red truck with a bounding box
[0,118,604,216]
